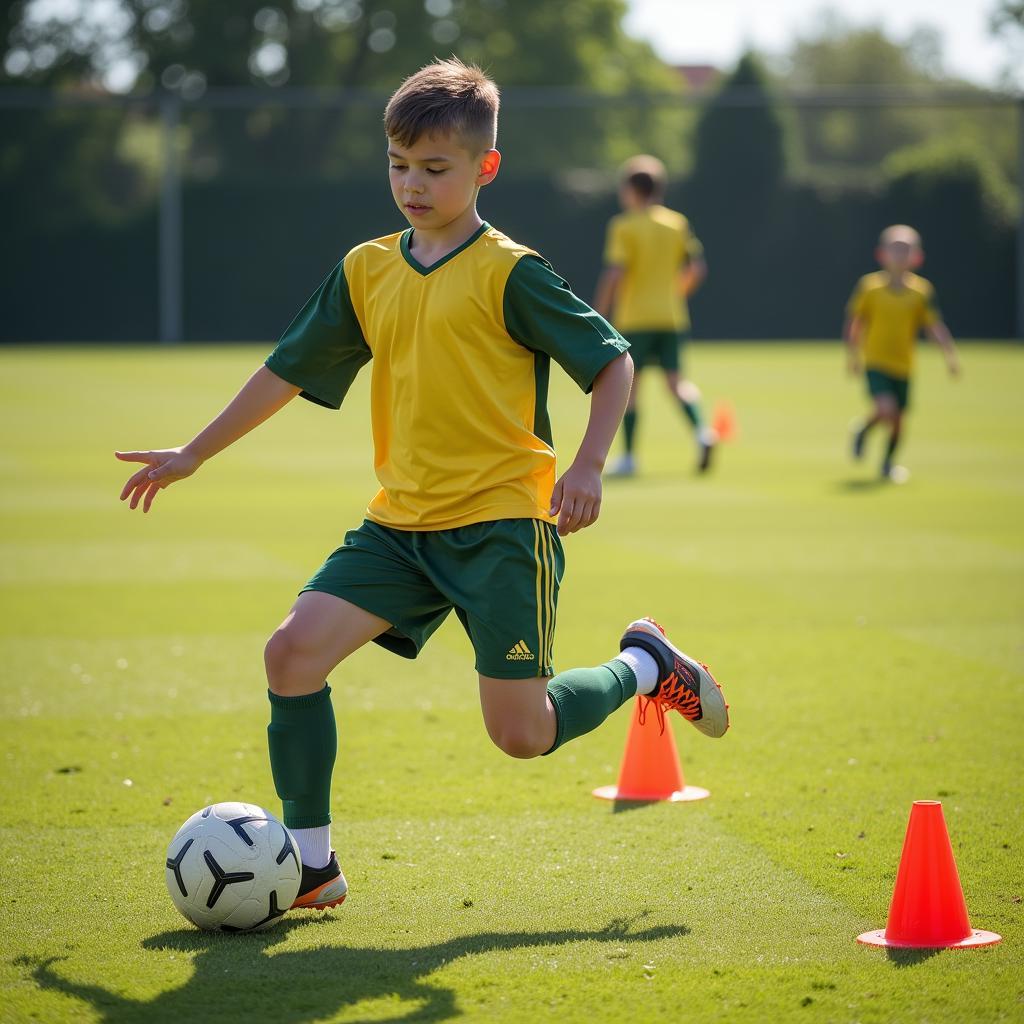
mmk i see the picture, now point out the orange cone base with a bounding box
[857,928,1002,949]
[592,783,710,802]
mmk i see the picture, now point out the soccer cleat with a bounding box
[291,851,348,910]
[697,427,717,473]
[620,617,729,738]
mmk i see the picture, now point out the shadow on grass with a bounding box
[19,914,688,1024]
[884,946,944,968]
[611,798,663,815]
[833,478,887,493]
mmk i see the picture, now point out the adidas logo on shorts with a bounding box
[506,640,535,661]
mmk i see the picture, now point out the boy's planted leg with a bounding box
[669,372,716,472]
[264,592,389,906]
[882,410,905,481]
[608,384,639,477]
[852,397,886,460]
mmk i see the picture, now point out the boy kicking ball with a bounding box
[116,60,729,912]
[845,225,960,482]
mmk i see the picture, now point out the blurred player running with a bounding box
[595,155,716,476]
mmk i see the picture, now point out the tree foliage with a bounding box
[690,53,791,211]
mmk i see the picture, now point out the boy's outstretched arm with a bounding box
[116,365,301,513]
[549,351,633,536]
[680,256,707,297]
[926,321,961,377]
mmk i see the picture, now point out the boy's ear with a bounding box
[910,248,924,268]
[478,149,501,185]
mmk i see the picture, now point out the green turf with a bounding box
[1,342,1021,1024]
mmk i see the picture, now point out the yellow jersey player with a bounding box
[116,60,730,911]
[594,155,715,475]
[846,225,960,482]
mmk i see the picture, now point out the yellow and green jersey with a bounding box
[847,271,940,379]
[266,222,627,531]
[603,204,704,332]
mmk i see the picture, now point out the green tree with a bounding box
[882,139,1017,335]
[772,11,1015,187]
[990,0,1024,87]
[690,52,791,210]
[1,1,687,194]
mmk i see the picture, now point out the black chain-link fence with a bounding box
[2,87,1020,341]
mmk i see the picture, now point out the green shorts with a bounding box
[303,518,564,679]
[625,330,689,373]
[866,369,910,411]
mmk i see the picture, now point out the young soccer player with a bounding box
[594,155,716,476]
[845,224,960,482]
[116,60,729,911]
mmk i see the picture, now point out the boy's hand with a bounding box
[947,354,962,378]
[549,461,603,536]
[116,447,203,513]
[846,350,862,376]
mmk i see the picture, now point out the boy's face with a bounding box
[877,240,921,274]
[387,132,500,231]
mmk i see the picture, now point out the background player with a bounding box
[846,224,960,482]
[594,154,716,476]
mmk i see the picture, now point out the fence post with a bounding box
[159,94,183,343]
[1018,98,1024,341]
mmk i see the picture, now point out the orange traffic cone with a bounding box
[711,400,737,443]
[593,697,710,802]
[857,800,1001,948]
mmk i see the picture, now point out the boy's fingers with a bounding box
[557,497,575,535]
[148,463,173,481]
[115,451,153,463]
[142,481,162,513]
[548,479,564,516]
[121,467,152,500]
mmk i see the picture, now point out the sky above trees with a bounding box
[624,0,1015,88]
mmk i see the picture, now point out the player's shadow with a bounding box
[21,914,689,1024]
[833,478,887,493]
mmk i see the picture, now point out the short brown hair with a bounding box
[879,224,921,248]
[620,155,667,199]
[384,58,499,152]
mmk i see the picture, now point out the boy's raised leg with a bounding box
[264,591,390,906]
[478,619,728,758]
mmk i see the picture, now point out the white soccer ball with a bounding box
[165,801,302,931]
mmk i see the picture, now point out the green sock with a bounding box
[544,660,637,754]
[267,685,337,828]
[679,397,703,430]
[622,410,637,454]
[884,431,900,467]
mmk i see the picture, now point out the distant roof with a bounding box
[673,65,720,92]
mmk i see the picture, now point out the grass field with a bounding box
[2,342,1022,1024]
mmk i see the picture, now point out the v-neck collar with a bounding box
[400,221,490,277]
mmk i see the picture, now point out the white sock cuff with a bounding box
[615,647,659,695]
[292,825,331,870]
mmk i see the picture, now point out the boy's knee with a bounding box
[487,723,549,760]
[676,378,700,404]
[264,628,312,695]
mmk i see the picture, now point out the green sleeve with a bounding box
[503,255,629,394]
[265,260,371,410]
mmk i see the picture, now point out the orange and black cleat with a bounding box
[291,851,348,910]
[620,617,729,738]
